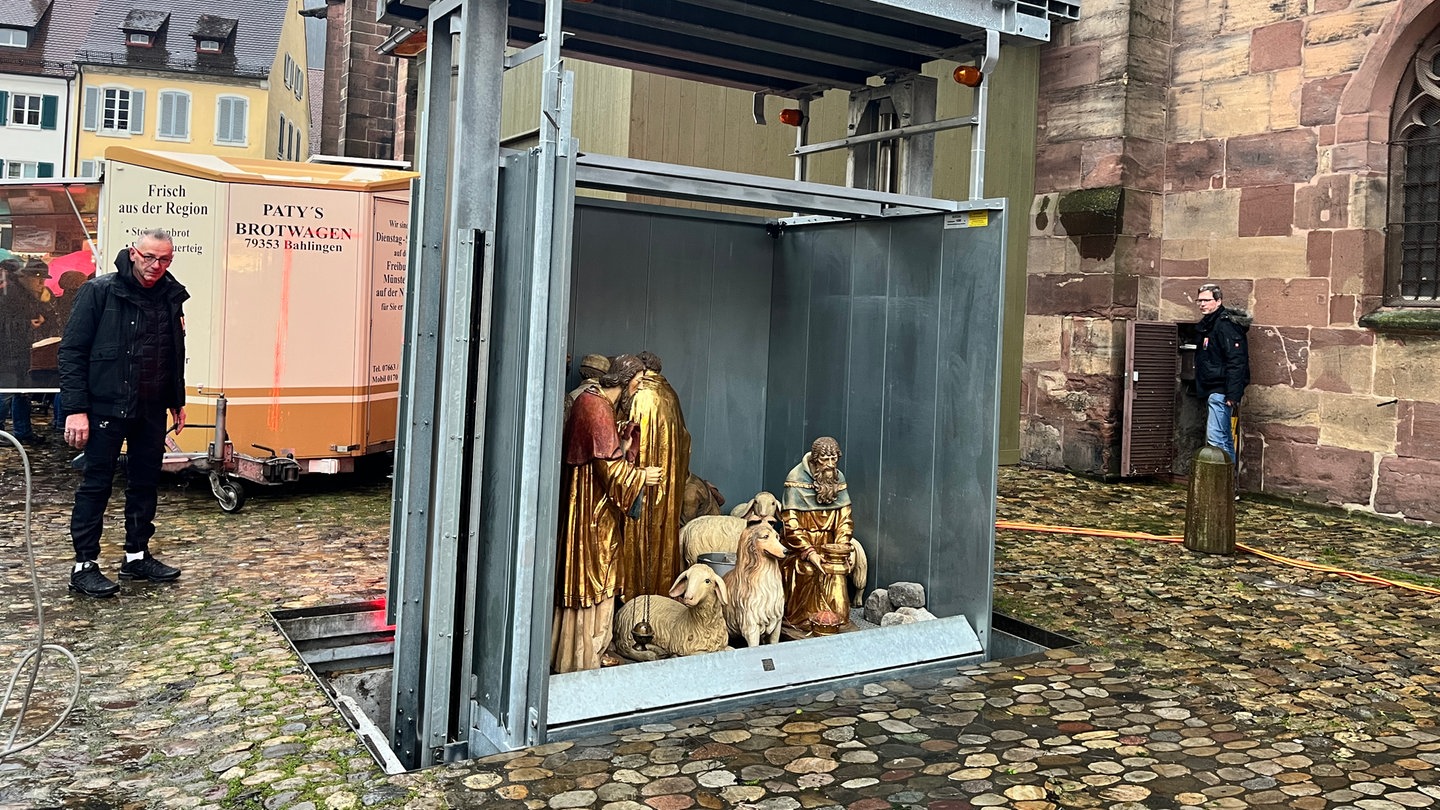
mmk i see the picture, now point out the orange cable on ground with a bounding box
[996,519,1440,597]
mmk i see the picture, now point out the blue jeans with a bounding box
[1206,392,1236,463]
[0,393,33,439]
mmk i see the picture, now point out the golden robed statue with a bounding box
[617,351,691,601]
[780,436,856,634]
[552,355,662,674]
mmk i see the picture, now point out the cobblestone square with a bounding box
[1,433,1437,809]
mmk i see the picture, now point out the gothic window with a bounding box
[1389,33,1440,305]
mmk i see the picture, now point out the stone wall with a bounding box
[1024,0,1440,521]
[319,0,401,160]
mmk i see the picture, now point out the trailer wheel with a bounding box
[216,478,247,513]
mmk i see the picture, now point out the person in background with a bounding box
[0,259,41,445]
[1193,282,1251,465]
[47,270,90,429]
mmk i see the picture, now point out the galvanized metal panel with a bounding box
[930,207,1007,639]
[876,215,943,596]
[697,225,775,504]
[645,213,719,409]
[842,224,892,576]
[764,231,813,486]
[499,0,1053,98]
[569,202,773,505]
[471,153,540,745]
[388,28,454,766]
[802,227,855,445]
[765,212,999,642]
[546,614,982,727]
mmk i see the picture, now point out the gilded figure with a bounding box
[617,351,691,601]
[552,354,662,674]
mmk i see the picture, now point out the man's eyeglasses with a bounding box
[131,247,174,266]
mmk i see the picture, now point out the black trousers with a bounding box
[70,407,168,562]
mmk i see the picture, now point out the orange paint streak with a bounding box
[269,245,293,432]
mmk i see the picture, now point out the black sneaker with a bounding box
[70,561,120,598]
[119,553,181,583]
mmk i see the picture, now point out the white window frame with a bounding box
[214,94,248,146]
[156,90,191,141]
[197,39,222,54]
[100,87,133,134]
[0,28,28,48]
[9,93,41,128]
[126,31,153,47]
[4,161,40,179]
[79,159,101,178]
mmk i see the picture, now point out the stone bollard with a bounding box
[1184,445,1235,555]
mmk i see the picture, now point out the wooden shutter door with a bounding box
[1121,320,1179,476]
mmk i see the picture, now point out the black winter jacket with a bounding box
[58,251,189,418]
[1194,306,1251,405]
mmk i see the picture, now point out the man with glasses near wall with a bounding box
[1194,283,1251,467]
[59,229,189,598]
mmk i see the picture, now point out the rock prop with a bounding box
[863,581,934,626]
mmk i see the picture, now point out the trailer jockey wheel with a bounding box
[213,477,247,513]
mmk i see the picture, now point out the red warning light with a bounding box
[778,108,805,127]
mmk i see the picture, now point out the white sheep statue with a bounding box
[727,490,780,518]
[723,514,788,647]
[612,563,730,662]
[685,491,781,565]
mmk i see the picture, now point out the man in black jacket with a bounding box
[1194,283,1251,464]
[59,229,189,598]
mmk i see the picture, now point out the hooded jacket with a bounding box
[58,250,189,418]
[1194,305,1251,404]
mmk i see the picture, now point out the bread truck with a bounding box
[0,148,416,510]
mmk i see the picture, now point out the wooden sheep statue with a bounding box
[683,491,781,565]
[612,563,730,662]
[723,508,788,647]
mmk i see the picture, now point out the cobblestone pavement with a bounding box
[1,428,1438,810]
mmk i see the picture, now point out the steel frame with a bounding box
[389,0,1043,770]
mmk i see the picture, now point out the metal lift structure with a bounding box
[382,0,1072,770]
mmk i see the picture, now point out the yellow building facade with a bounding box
[73,0,309,175]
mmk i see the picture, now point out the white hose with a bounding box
[0,429,81,761]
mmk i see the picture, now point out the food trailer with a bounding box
[99,149,416,504]
[0,151,415,508]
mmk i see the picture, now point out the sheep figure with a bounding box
[680,515,744,567]
[612,563,730,662]
[728,490,780,518]
[685,491,780,565]
[723,509,787,647]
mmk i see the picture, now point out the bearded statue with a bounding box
[778,437,856,634]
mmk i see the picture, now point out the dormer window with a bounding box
[191,15,236,57]
[0,27,29,48]
[121,9,169,50]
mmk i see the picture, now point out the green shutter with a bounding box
[40,95,57,130]
[38,162,54,178]
[0,91,7,127]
